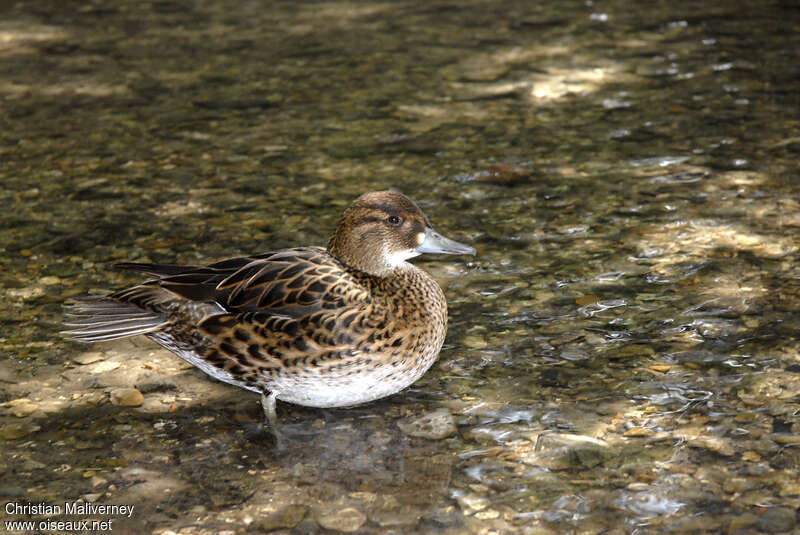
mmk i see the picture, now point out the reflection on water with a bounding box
[2,0,800,533]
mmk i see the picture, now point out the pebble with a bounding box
[462,335,487,349]
[474,509,500,520]
[10,404,37,418]
[755,506,796,533]
[6,286,44,299]
[722,477,752,494]
[770,433,800,445]
[687,436,734,457]
[728,512,757,532]
[372,509,421,528]
[253,504,307,532]
[72,352,106,365]
[520,433,614,470]
[91,361,120,374]
[21,187,40,199]
[457,493,489,514]
[473,164,530,185]
[615,344,655,358]
[623,427,653,437]
[0,422,40,440]
[316,507,366,532]
[397,408,457,439]
[6,399,37,418]
[741,451,762,462]
[110,388,144,407]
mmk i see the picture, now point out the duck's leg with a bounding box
[261,391,278,429]
[261,391,291,448]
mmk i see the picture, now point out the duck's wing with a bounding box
[114,246,366,317]
[63,247,369,343]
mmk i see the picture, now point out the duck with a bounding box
[63,191,475,428]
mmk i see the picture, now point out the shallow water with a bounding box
[2,1,799,534]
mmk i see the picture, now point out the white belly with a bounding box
[270,361,432,408]
[147,332,439,409]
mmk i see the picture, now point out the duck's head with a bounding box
[327,191,476,277]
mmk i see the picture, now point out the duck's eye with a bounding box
[386,215,403,226]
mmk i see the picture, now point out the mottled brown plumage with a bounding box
[63,191,475,426]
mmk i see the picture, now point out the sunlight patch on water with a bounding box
[629,156,690,167]
[529,66,622,103]
[0,22,68,51]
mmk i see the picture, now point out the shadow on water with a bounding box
[2,0,800,533]
[1,340,459,532]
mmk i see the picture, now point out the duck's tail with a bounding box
[61,295,167,343]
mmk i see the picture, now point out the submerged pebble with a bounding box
[0,422,40,440]
[109,388,144,407]
[90,361,120,374]
[397,409,457,439]
[755,506,797,533]
[5,399,38,418]
[253,505,308,532]
[72,352,106,365]
[316,507,366,533]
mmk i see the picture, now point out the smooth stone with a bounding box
[523,433,614,470]
[317,507,366,533]
[474,509,500,520]
[728,513,757,532]
[397,409,457,439]
[456,493,489,514]
[0,422,40,440]
[722,477,753,494]
[687,436,735,456]
[9,402,38,418]
[755,506,796,533]
[623,427,653,437]
[90,361,120,374]
[371,508,422,528]
[462,335,487,349]
[253,505,308,532]
[771,433,800,445]
[72,352,106,365]
[110,388,144,407]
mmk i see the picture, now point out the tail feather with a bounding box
[62,296,167,343]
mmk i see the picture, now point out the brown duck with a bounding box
[63,191,475,426]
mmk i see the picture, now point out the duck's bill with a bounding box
[417,227,476,255]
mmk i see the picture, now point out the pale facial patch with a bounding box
[384,246,420,268]
[415,232,425,246]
